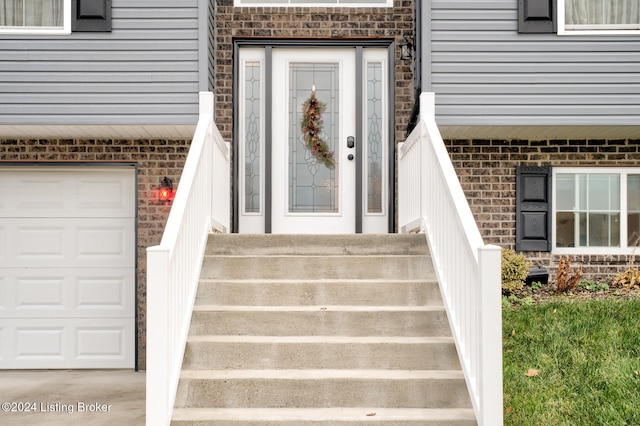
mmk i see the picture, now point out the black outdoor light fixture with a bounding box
[158,176,174,204]
[400,35,414,62]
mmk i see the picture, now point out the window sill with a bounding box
[553,247,637,256]
[0,27,71,36]
[558,29,640,36]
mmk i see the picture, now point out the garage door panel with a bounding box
[0,174,67,217]
[1,319,134,369]
[0,268,134,318]
[15,326,65,360]
[16,276,66,312]
[1,218,134,268]
[15,224,66,262]
[77,326,128,359]
[77,222,133,262]
[0,169,135,218]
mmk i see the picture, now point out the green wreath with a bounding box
[301,87,335,168]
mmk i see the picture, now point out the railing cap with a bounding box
[419,92,436,120]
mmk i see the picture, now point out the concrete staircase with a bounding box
[171,234,476,425]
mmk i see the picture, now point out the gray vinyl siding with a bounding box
[0,0,201,126]
[426,0,640,127]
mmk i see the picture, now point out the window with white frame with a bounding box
[554,168,640,253]
[234,0,391,7]
[0,0,70,34]
[559,0,640,34]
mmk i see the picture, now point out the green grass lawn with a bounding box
[503,299,640,425]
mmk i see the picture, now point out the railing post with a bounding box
[478,244,503,426]
[419,92,435,232]
[419,92,436,120]
[199,91,215,231]
[146,246,171,426]
[397,141,404,233]
[199,91,214,117]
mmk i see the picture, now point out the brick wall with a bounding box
[0,138,191,369]
[214,0,415,144]
[445,138,640,284]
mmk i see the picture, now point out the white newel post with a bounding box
[146,246,171,425]
[478,244,503,426]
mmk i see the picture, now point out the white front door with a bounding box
[272,49,356,233]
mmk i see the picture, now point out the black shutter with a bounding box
[516,166,552,251]
[72,0,111,32]
[518,0,556,34]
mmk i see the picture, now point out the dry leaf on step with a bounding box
[366,412,376,417]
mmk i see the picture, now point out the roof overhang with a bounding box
[0,124,197,140]
[438,125,640,141]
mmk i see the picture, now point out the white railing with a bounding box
[398,93,503,426]
[146,92,230,426]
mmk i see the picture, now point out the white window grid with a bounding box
[553,167,640,254]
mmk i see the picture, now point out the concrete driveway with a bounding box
[0,370,145,425]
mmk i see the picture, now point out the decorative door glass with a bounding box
[288,63,340,213]
[366,61,383,214]
[244,61,262,213]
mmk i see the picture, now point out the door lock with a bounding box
[347,154,354,161]
[347,136,355,149]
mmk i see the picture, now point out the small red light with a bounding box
[158,177,173,204]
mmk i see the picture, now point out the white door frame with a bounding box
[234,40,395,234]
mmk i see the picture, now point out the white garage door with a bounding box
[0,166,136,369]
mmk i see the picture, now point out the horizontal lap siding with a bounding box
[429,0,640,126]
[0,1,200,126]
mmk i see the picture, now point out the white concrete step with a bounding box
[181,335,461,370]
[195,278,443,306]
[188,305,451,337]
[174,369,472,409]
[199,254,435,280]
[171,407,477,425]
[205,234,430,256]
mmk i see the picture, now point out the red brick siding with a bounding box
[213,0,415,145]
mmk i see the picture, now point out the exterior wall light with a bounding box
[158,177,174,204]
[400,36,414,62]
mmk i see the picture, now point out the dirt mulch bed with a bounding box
[511,282,640,304]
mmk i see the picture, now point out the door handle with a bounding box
[347,136,355,149]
